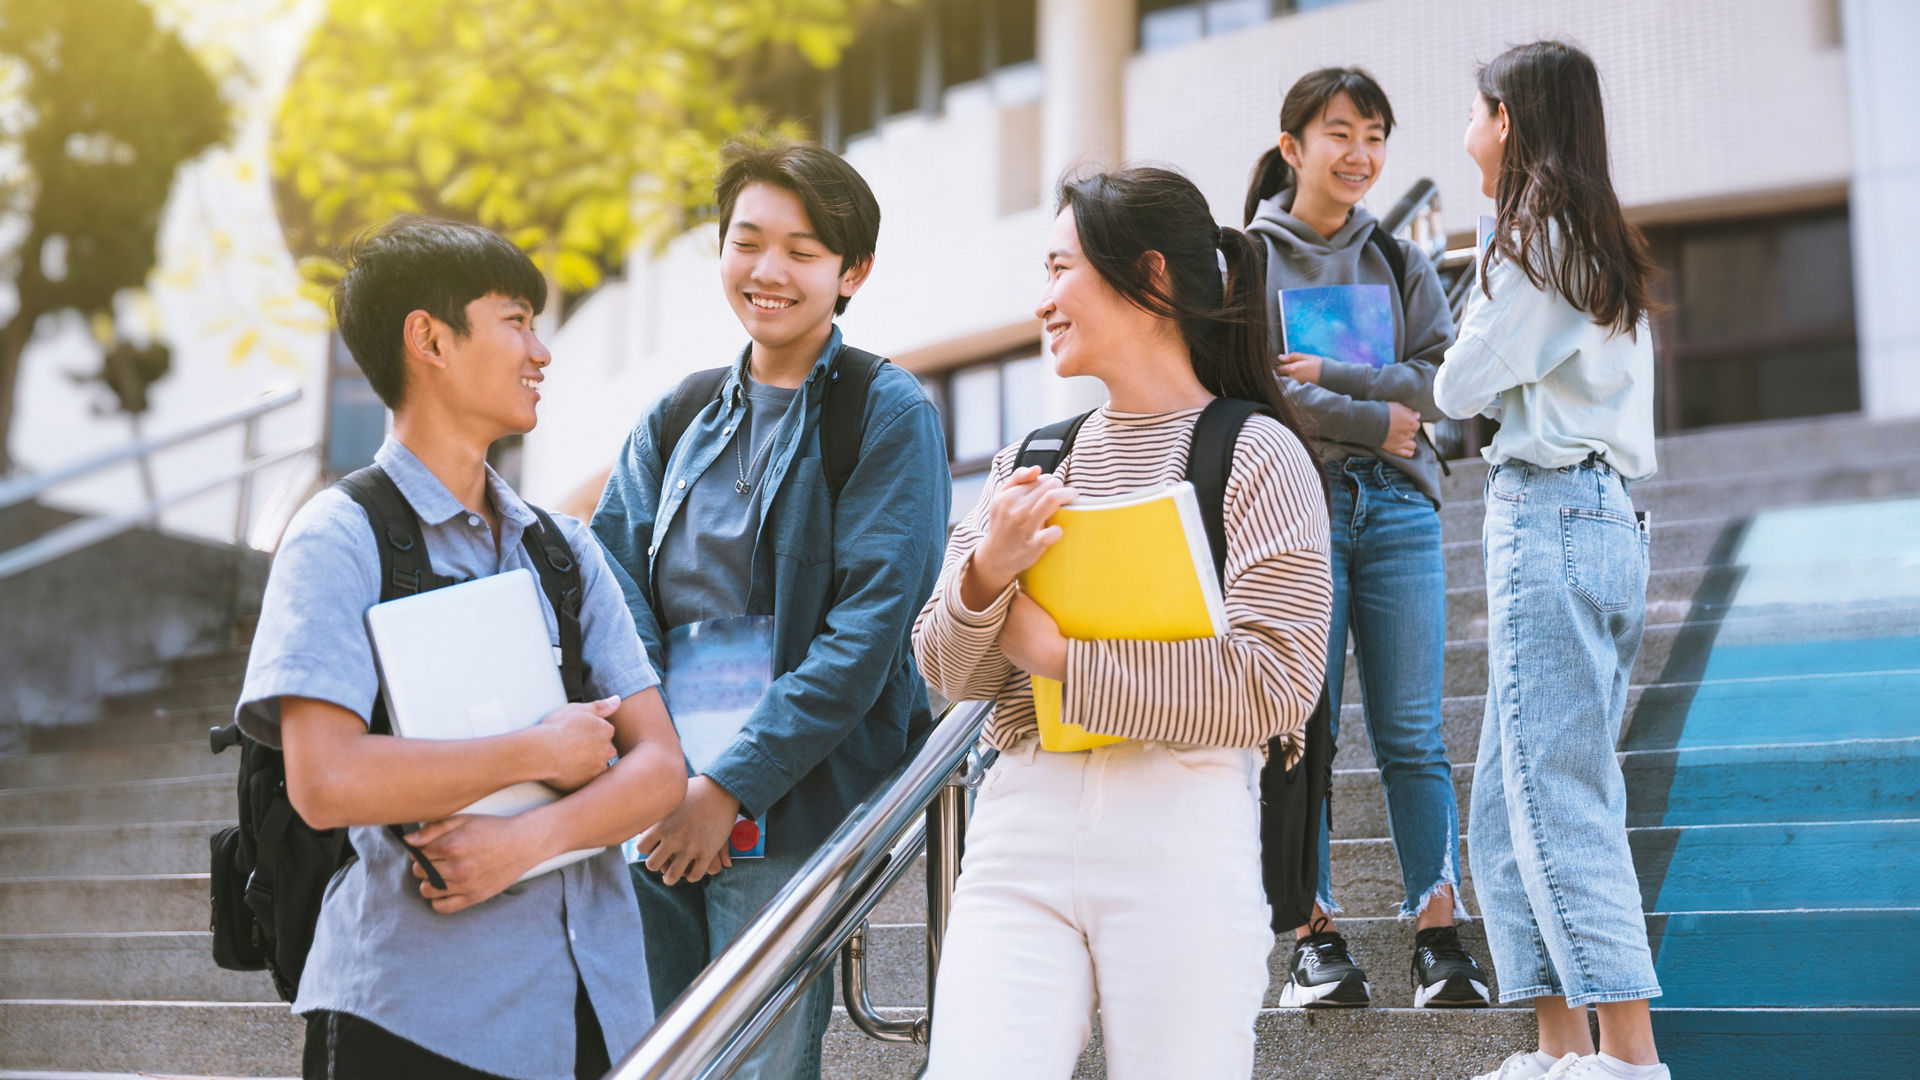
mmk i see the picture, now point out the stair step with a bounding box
[0,876,209,935]
[0,1001,303,1076]
[0,822,224,880]
[1447,514,1737,591]
[6,998,1911,1080]
[29,707,232,756]
[167,648,251,685]
[0,775,229,828]
[1634,819,1920,913]
[99,677,244,724]
[1436,456,1920,543]
[0,933,275,1003]
[1626,737,1920,827]
[1433,415,1920,502]
[0,742,230,790]
[853,917,1498,1010]
[1650,908,1920,1008]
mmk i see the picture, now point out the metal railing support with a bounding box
[607,700,994,1080]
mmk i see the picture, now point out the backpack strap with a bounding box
[1015,410,1096,475]
[337,465,459,611]
[332,464,456,891]
[659,366,731,472]
[1366,224,1408,297]
[521,505,588,704]
[821,346,888,501]
[1183,398,1275,586]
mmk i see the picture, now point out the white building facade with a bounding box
[10,0,1917,543]
[521,0,1920,520]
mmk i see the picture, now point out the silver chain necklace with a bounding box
[733,402,779,495]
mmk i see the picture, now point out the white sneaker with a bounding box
[1543,1054,1671,1080]
[1471,1051,1574,1080]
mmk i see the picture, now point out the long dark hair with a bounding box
[1243,67,1395,226]
[1477,41,1656,336]
[1059,167,1318,476]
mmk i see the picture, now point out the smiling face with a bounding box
[421,292,550,438]
[1465,93,1508,198]
[720,181,866,354]
[1283,91,1387,211]
[1035,206,1159,381]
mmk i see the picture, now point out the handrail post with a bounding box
[233,411,262,544]
[921,765,969,1043]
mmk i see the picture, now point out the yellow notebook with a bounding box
[1017,482,1228,752]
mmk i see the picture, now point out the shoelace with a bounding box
[1416,927,1475,968]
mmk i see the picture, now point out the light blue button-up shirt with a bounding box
[237,437,660,1080]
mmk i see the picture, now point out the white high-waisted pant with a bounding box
[924,738,1274,1080]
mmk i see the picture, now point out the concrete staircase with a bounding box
[3,413,1918,1078]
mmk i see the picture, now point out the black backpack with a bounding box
[1015,398,1335,934]
[207,464,589,1002]
[658,345,888,501]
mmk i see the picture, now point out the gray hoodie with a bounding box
[1246,191,1455,506]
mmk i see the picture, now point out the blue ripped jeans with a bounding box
[1314,459,1463,922]
[1470,458,1661,1007]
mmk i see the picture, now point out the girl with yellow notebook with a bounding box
[911,167,1334,1079]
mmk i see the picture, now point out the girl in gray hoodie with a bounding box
[1244,66,1490,1013]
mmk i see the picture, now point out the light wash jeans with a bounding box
[1315,458,1465,921]
[1470,458,1661,1007]
[925,739,1274,1080]
[630,851,834,1080]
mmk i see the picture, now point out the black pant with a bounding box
[302,981,610,1080]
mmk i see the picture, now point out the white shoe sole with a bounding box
[1413,974,1491,1008]
[1275,972,1371,1008]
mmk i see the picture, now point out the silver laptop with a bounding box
[365,567,603,881]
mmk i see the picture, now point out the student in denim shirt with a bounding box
[238,218,688,1080]
[592,139,950,1080]
[1438,43,1669,1080]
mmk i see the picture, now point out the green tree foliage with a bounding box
[271,0,865,312]
[0,0,228,474]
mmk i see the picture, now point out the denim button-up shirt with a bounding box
[236,438,659,1080]
[592,328,951,855]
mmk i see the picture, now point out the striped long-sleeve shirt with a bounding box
[912,405,1333,765]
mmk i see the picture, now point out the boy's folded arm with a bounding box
[280,695,595,830]
[519,687,688,854]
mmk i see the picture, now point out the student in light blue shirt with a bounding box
[1437,41,1669,1080]
[238,217,687,1080]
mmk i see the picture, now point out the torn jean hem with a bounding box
[1399,877,1471,922]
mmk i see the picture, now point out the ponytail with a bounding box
[1243,147,1293,227]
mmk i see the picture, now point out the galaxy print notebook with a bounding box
[1278,284,1395,369]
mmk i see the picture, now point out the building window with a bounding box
[1138,0,1279,52]
[920,346,1049,468]
[751,0,1040,150]
[1643,208,1859,432]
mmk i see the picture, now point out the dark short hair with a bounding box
[714,138,880,315]
[332,216,548,409]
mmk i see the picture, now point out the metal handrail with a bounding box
[607,698,995,1080]
[1379,177,1437,237]
[0,385,301,510]
[0,385,314,579]
[0,444,313,581]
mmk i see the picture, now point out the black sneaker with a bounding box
[1276,920,1371,1008]
[1411,925,1491,1008]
